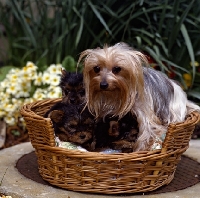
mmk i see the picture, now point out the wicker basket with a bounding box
[20,98,200,194]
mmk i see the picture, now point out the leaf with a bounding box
[168,0,195,51]
[0,66,16,81]
[180,23,195,87]
[144,46,168,72]
[158,0,168,34]
[135,36,142,46]
[72,6,84,47]
[161,58,189,73]
[87,0,112,35]
[187,91,200,100]
[62,56,76,72]
[11,0,37,48]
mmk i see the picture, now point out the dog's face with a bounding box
[108,113,139,152]
[49,105,94,145]
[78,43,147,119]
[60,69,85,105]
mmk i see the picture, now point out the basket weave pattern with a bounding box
[20,98,200,194]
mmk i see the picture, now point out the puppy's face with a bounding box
[61,83,85,105]
[60,70,85,105]
[60,115,93,144]
[49,106,94,144]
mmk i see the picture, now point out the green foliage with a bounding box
[0,66,16,81]
[0,0,200,100]
[62,56,76,72]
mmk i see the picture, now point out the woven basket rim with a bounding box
[33,143,188,160]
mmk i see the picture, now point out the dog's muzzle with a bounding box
[100,81,108,89]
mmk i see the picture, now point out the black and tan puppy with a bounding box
[92,113,139,153]
[59,69,85,104]
[109,113,139,153]
[44,102,94,150]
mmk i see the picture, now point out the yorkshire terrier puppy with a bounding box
[44,102,94,150]
[109,113,139,153]
[91,117,117,150]
[78,42,200,151]
[92,113,139,153]
[60,69,85,105]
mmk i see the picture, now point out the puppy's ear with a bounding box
[48,110,64,123]
[61,68,68,76]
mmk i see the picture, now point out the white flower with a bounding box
[0,80,8,89]
[0,110,6,117]
[33,88,46,100]
[19,80,31,89]
[47,86,62,98]
[26,61,36,67]
[47,64,62,74]
[4,103,18,114]
[42,72,51,84]
[47,90,60,98]
[6,84,19,95]
[7,73,18,82]
[11,98,23,107]
[18,63,37,81]
[0,62,64,126]
[49,74,60,86]
[4,115,16,125]
[16,89,30,98]
[56,63,63,72]
[9,68,20,74]
[24,98,34,104]
[0,92,10,103]
[34,72,43,86]
[25,61,38,72]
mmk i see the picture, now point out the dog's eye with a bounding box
[79,89,85,96]
[112,66,121,74]
[64,90,69,95]
[93,66,100,73]
[69,124,76,129]
[67,124,77,133]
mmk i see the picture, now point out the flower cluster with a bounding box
[0,62,63,126]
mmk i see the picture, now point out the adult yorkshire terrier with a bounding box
[78,42,200,151]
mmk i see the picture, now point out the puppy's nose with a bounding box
[100,82,108,89]
[70,98,75,104]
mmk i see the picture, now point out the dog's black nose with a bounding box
[70,97,76,104]
[100,82,108,89]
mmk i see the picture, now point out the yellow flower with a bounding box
[183,73,192,87]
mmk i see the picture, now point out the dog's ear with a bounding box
[61,68,68,76]
[48,110,64,123]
